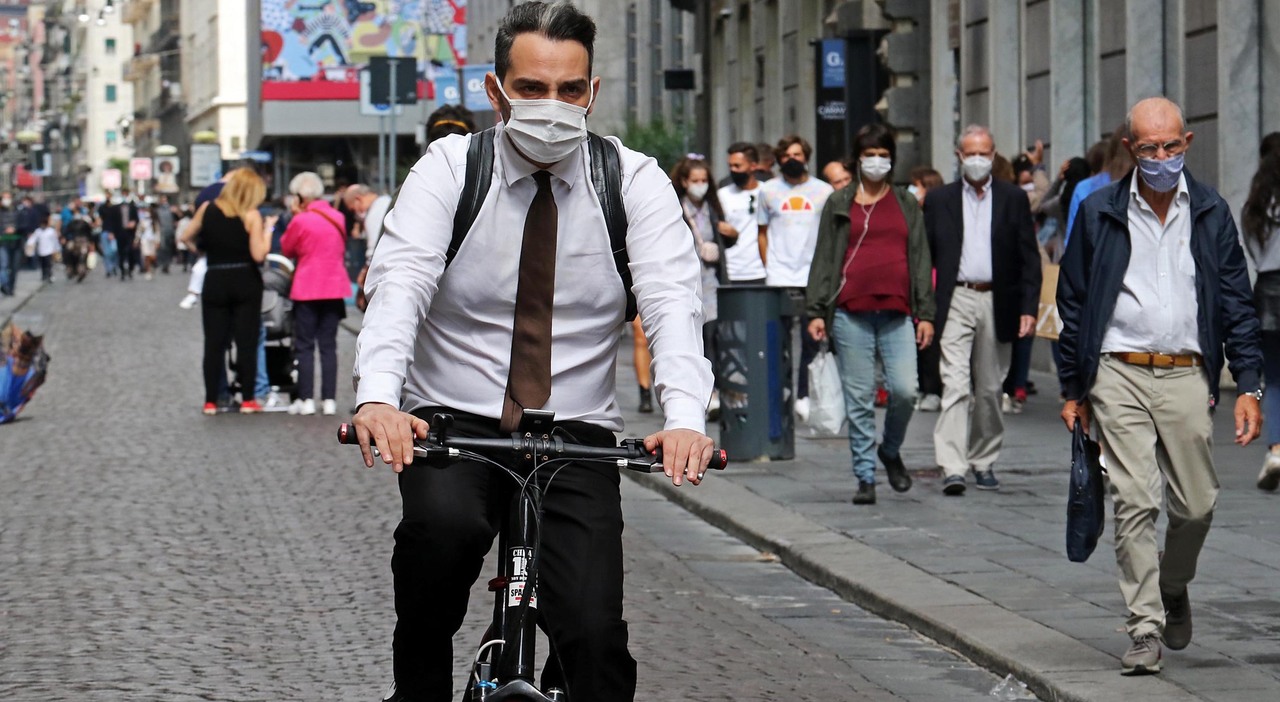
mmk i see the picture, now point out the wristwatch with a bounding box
[1243,389,1264,401]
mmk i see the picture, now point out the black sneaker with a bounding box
[877,445,913,492]
[851,481,876,505]
[942,475,966,496]
[638,386,654,413]
[973,469,1001,491]
[1162,588,1192,650]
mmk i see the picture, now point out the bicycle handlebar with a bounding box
[336,421,728,473]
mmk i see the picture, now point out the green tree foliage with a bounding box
[622,118,690,174]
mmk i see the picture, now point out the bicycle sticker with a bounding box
[507,547,538,608]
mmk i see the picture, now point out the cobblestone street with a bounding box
[0,273,1024,701]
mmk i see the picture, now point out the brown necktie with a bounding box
[500,171,558,432]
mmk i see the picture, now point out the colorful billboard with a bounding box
[261,0,467,101]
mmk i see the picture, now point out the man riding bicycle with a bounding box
[351,3,715,700]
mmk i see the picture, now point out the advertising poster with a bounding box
[260,0,467,101]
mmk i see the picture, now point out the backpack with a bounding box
[447,126,636,321]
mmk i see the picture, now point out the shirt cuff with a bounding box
[1234,369,1262,396]
[662,397,708,435]
[355,371,403,409]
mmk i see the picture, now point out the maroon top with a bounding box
[837,192,911,315]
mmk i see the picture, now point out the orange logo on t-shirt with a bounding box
[779,195,814,212]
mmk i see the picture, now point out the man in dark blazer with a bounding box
[924,124,1041,495]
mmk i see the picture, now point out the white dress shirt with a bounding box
[1101,174,1201,355]
[355,123,712,433]
[958,177,994,283]
[362,194,393,261]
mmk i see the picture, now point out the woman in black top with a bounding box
[180,167,271,414]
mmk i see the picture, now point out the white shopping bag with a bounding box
[804,343,846,437]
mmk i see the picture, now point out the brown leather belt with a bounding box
[1110,352,1203,368]
[958,281,993,292]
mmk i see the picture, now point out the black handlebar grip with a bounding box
[652,447,728,470]
[337,423,361,445]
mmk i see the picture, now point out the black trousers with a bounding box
[917,331,943,396]
[393,409,636,701]
[200,268,262,403]
[292,299,344,401]
[116,232,138,277]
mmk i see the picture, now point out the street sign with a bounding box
[130,157,153,181]
[433,68,460,104]
[462,64,494,112]
[102,168,122,190]
[359,68,405,117]
[239,150,273,163]
[369,56,418,106]
[190,143,222,188]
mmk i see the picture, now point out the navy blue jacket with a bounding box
[1056,170,1262,404]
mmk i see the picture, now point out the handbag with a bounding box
[803,341,846,437]
[1066,421,1106,562]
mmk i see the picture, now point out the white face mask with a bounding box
[686,182,709,200]
[496,79,594,164]
[1020,182,1036,192]
[961,155,993,182]
[860,156,892,182]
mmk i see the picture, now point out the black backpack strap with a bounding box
[447,126,497,266]
[588,132,635,321]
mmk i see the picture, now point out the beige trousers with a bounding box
[934,286,1011,476]
[1088,355,1219,639]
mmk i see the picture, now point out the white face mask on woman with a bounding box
[495,80,595,164]
[686,182,709,200]
[860,156,892,182]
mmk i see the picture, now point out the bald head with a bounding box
[1126,97,1185,142]
[822,161,853,190]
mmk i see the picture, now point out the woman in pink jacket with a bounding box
[281,172,351,416]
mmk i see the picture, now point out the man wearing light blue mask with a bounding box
[1058,97,1263,676]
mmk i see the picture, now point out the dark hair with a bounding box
[669,157,725,221]
[727,142,758,163]
[908,166,943,191]
[755,143,776,167]
[1260,131,1280,161]
[774,134,813,163]
[495,1,596,81]
[427,104,477,144]
[1084,140,1107,174]
[851,123,896,166]
[1011,154,1034,175]
[1103,123,1132,181]
[1243,149,1280,248]
[992,154,1016,183]
[1059,157,1092,216]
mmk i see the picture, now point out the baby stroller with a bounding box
[226,254,297,405]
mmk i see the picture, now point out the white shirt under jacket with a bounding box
[354,122,712,433]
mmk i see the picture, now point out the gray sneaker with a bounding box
[1120,633,1162,675]
[1257,448,1280,491]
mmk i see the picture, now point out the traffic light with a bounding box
[880,0,931,173]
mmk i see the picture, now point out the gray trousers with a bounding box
[1089,355,1218,640]
[934,287,1011,476]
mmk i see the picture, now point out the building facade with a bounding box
[179,0,246,164]
[70,0,136,199]
[695,0,1280,218]
[121,0,183,190]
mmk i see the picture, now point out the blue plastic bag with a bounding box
[1066,422,1106,562]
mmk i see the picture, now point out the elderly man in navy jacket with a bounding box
[1058,97,1262,676]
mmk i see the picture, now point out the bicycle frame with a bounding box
[338,411,725,702]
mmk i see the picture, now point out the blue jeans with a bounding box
[255,323,270,399]
[1263,331,1280,447]
[831,309,919,484]
[0,239,21,294]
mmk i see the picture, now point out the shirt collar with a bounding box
[1129,170,1190,211]
[963,176,992,197]
[496,121,582,190]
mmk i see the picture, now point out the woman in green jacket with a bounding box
[806,124,937,505]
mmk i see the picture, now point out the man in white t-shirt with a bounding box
[343,184,394,261]
[756,135,834,419]
[717,142,766,284]
[757,135,834,287]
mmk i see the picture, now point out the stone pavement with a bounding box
[1,271,1031,701]
[611,329,1280,702]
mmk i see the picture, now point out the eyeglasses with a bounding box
[748,194,756,215]
[1134,139,1186,159]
